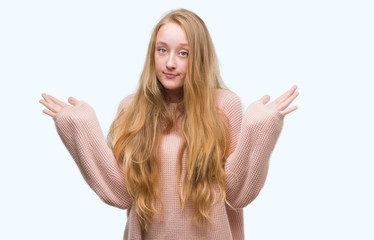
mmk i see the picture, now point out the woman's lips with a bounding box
[164,72,178,78]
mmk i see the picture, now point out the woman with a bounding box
[40,9,298,240]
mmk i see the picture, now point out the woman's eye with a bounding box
[158,48,167,54]
[180,51,188,57]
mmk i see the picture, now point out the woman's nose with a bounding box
[166,54,176,69]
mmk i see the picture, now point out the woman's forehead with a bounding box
[156,22,188,46]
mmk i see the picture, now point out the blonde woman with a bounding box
[40,9,299,240]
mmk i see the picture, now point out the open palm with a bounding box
[260,85,299,116]
[39,93,80,118]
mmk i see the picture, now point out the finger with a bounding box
[39,99,58,113]
[260,95,270,105]
[280,105,298,116]
[277,91,299,111]
[41,93,53,103]
[273,85,297,104]
[42,109,56,117]
[42,94,61,109]
[47,94,68,107]
[68,97,80,106]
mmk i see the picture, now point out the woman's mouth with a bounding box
[164,72,178,78]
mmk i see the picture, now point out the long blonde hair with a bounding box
[107,9,230,230]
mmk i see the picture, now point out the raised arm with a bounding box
[219,86,298,209]
[40,94,132,209]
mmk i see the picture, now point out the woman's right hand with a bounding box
[39,93,80,118]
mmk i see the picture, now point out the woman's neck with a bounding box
[165,89,183,103]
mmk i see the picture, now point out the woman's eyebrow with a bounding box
[156,41,189,48]
[155,41,165,47]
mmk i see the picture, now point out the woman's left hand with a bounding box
[260,85,299,116]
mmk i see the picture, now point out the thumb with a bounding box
[260,95,270,105]
[68,97,80,106]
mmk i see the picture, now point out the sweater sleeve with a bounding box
[220,90,284,209]
[53,98,132,209]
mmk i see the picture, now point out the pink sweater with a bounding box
[53,89,284,240]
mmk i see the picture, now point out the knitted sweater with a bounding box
[53,89,284,240]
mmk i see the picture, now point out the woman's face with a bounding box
[154,22,189,102]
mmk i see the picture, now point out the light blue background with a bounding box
[1,0,373,239]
